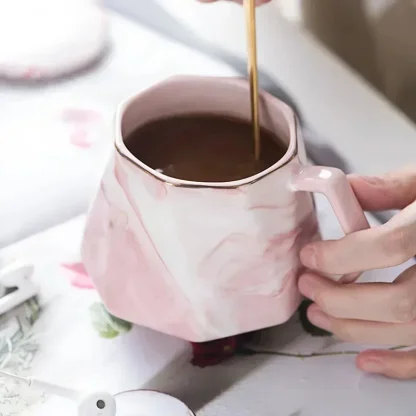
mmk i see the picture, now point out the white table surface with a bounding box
[1,194,415,416]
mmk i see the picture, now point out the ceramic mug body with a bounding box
[82,76,369,342]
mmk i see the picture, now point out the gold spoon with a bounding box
[244,0,261,161]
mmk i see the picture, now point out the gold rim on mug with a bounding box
[114,142,298,190]
[114,76,298,190]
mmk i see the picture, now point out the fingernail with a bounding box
[361,359,384,374]
[300,246,317,268]
[298,274,318,300]
[360,176,385,186]
[340,272,360,283]
[307,307,331,331]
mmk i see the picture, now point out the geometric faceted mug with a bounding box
[82,76,369,342]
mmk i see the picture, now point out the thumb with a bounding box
[348,166,416,211]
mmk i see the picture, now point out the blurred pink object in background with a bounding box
[0,0,108,80]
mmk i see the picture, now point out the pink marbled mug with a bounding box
[82,76,369,342]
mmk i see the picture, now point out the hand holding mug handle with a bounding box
[292,166,370,282]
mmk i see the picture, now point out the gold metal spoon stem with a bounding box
[244,0,261,161]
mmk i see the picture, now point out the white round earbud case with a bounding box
[0,370,195,416]
[0,0,108,80]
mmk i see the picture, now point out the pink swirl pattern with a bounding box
[82,150,319,341]
[83,155,200,339]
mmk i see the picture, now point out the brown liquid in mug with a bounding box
[125,114,287,182]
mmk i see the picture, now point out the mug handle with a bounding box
[292,166,370,282]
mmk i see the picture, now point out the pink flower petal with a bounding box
[70,128,92,148]
[61,262,95,289]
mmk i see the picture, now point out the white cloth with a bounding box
[0,0,108,79]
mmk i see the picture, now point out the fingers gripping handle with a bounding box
[292,166,370,234]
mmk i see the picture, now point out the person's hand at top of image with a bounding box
[298,167,416,380]
[198,0,271,5]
